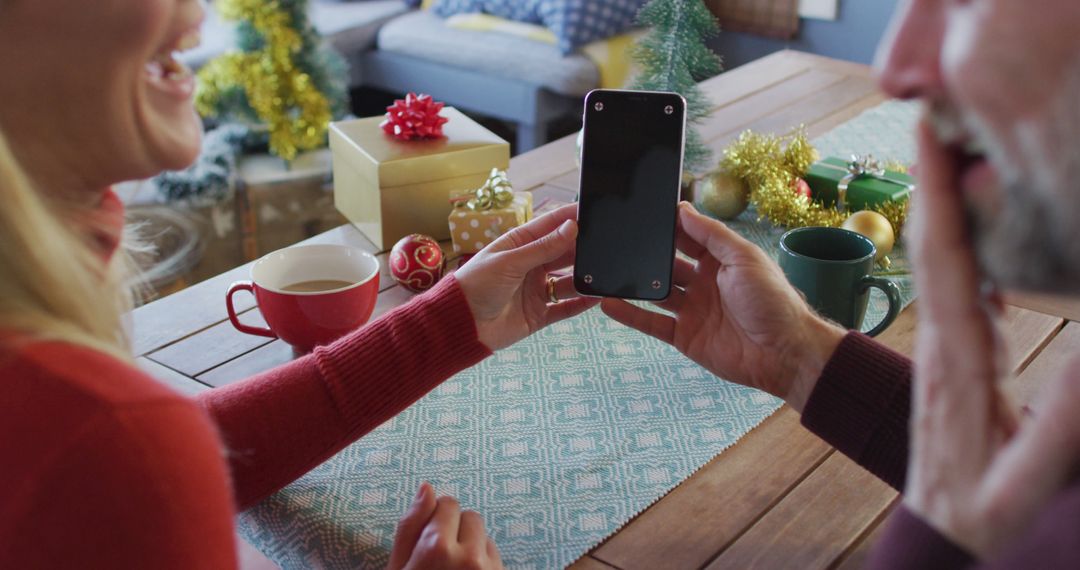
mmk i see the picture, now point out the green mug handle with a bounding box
[860,276,902,337]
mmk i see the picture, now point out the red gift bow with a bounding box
[380,92,450,140]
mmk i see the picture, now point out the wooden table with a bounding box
[133,50,1077,569]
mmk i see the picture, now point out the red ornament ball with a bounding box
[380,92,450,141]
[792,177,813,200]
[390,234,445,293]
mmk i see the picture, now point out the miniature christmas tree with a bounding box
[630,0,722,172]
[196,0,349,161]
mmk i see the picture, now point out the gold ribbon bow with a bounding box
[454,168,515,211]
[830,154,916,212]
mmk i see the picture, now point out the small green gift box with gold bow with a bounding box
[448,169,533,255]
[805,155,915,212]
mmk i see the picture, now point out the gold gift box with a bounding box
[448,192,533,255]
[329,107,510,250]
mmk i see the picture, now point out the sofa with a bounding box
[184,0,606,152]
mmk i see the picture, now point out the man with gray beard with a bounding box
[602,0,1080,566]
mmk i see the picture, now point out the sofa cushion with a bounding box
[431,0,645,55]
[180,0,409,69]
[377,10,599,96]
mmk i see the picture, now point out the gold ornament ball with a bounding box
[681,171,697,203]
[697,169,750,220]
[842,210,895,262]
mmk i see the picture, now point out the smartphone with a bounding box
[574,89,687,300]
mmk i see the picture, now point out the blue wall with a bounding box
[708,0,899,69]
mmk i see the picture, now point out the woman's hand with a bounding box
[601,202,845,411]
[903,122,1080,557]
[455,203,599,351]
[387,483,504,570]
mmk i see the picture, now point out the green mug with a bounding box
[778,227,901,337]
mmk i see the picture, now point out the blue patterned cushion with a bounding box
[432,0,646,55]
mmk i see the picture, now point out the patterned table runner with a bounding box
[238,100,920,569]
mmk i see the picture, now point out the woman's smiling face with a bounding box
[0,0,206,194]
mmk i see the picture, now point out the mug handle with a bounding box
[860,276,902,337]
[226,281,278,339]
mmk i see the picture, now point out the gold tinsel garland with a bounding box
[720,128,910,237]
[196,0,333,161]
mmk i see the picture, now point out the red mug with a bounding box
[226,244,380,352]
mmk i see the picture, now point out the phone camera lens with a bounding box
[584,275,594,284]
[594,102,604,112]
[652,280,662,289]
[664,105,674,115]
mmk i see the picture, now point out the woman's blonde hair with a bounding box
[0,128,132,359]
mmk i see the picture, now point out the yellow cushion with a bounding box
[446,13,557,43]
[444,13,642,89]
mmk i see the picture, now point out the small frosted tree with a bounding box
[630,0,722,173]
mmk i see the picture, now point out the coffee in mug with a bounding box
[280,279,357,293]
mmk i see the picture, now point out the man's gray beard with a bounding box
[966,59,1080,294]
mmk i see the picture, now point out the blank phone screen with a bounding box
[574,90,686,300]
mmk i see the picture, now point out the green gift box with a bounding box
[805,156,915,211]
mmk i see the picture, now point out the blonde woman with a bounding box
[0,1,595,567]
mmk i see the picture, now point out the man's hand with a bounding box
[905,121,1080,557]
[602,203,846,411]
[456,204,599,352]
[387,483,504,570]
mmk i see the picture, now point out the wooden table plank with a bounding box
[567,555,620,570]
[783,51,884,78]
[137,357,211,396]
[197,340,298,387]
[833,518,891,570]
[696,50,822,112]
[147,311,274,377]
[531,183,578,208]
[1006,321,1079,412]
[593,408,831,569]
[741,76,880,139]
[703,76,879,157]
[548,169,580,193]
[133,262,257,356]
[705,451,897,570]
[508,134,579,193]
[1006,291,1080,324]
[697,69,850,142]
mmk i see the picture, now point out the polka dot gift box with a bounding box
[448,168,532,255]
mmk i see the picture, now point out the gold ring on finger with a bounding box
[547,275,559,304]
